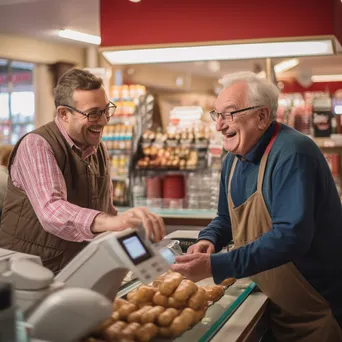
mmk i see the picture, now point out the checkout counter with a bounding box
[0,229,269,342]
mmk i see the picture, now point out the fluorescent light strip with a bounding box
[103,40,333,65]
[311,74,342,82]
[58,29,101,45]
[274,58,299,73]
[257,58,299,78]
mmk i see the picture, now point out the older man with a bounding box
[172,72,342,341]
[0,69,165,273]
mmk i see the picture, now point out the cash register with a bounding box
[0,228,173,342]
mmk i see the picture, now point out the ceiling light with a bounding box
[274,58,299,73]
[311,74,342,82]
[58,29,101,45]
[256,58,299,78]
[102,39,333,65]
[129,0,141,2]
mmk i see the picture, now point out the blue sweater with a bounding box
[199,121,342,317]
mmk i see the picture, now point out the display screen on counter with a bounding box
[118,232,152,265]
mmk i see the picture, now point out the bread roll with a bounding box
[188,287,207,310]
[220,278,236,287]
[111,311,120,323]
[203,285,224,302]
[135,323,158,342]
[127,306,152,323]
[128,286,157,305]
[157,308,179,326]
[138,302,153,309]
[169,308,196,336]
[167,296,185,309]
[112,297,127,311]
[152,291,168,307]
[103,321,127,341]
[172,279,198,301]
[118,303,138,320]
[159,272,183,296]
[141,306,165,324]
[120,322,141,340]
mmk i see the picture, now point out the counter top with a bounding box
[117,207,217,219]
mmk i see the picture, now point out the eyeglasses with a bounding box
[209,105,263,122]
[62,102,117,122]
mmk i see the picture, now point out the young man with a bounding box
[0,69,165,273]
[172,72,342,341]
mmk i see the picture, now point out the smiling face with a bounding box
[215,81,270,156]
[58,86,109,149]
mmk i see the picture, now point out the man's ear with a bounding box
[258,107,271,130]
[56,106,69,123]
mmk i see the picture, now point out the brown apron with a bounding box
[227,122,342,342]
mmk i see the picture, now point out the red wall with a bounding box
[100,0,335,47]
[333,0,342,46]
[282,80,342,94]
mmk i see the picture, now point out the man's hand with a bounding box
[91,207,166,242]
[171,253,212,282]
[187,240,215,254]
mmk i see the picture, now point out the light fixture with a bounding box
[129,0,141,2]
[256,58,299,78]
[311,74,342,82]
[274,58,299,73]
[102,39,333,65]
[58,29,101,45]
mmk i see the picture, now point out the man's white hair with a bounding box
[220,71,280,121]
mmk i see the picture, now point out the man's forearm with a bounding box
[91,212,117,234]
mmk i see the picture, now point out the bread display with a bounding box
[91,273,236,341]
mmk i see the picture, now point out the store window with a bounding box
[0,59,35,144]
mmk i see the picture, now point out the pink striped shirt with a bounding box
[10,117,117,242]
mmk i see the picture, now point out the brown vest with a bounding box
[0,121,114,274]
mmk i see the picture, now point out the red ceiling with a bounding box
[100,0,338,48]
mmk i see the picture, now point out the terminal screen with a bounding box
[118,232,152,265]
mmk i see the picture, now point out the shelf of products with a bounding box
[277,91,342,199]
[136,128,210,171]
[132,105,225,210]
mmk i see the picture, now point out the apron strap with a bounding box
[228,157,238,194]
[257,122,281,193]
